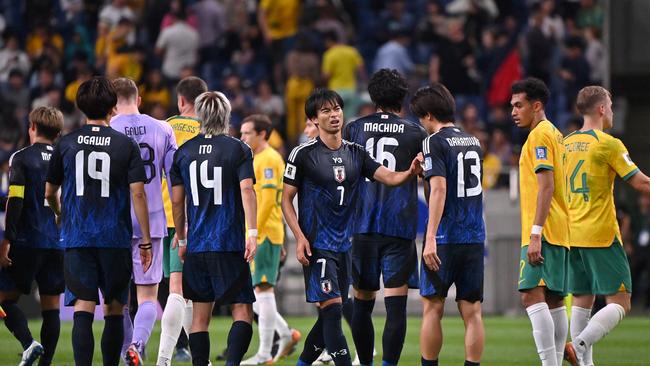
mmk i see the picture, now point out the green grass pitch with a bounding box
[1,316,648,365]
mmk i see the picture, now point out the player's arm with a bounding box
[127,140,152,271]
[171,184,187,259]
[1,157,27,267]
[423,176,445,271]
[529,169,553,265]
[372,154,423,186]
[626,171,650,193]
[240,177,257,263]
[281,183,311,266]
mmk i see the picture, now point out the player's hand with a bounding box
[139,243,153,273]
[244,236,257,263]
[55,214,61,227]
[178,245,187,262]
[0,239,12,267]
[423,235,441,271]
[280,245,287,263]
[528,234,544,266]
[411,153,424,176]
[296,237,311,266]
[171,234,178,249]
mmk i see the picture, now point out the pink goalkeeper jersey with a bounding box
[111,113,177,238]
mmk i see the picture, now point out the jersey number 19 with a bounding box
[75,151,111,197]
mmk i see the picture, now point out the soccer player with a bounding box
[563,86,650,366]
[169,91,258,366]
[412,84,486,366]
[282,89,422,366]
[239,114,301,364]
[44,77,152,366]
[343,69,427,366]
[511,78,569,366]
[0,107,64,366]
[157,76,208,365]
[111,77,177,365]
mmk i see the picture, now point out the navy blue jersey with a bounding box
[283,138,381,252]
[422,126,485,244]
[344,112,427,240]
[169,134,255,253]
[46,125,146,249]
[7,143,59,249]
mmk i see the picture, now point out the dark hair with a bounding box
[511,77,549,106]
[8,69,24,79]
[176,76,208,105]
[323,30,339,43]
[410,83,456,122]
[305,88,344,120]
[242,114,273,140]
[368,69,408,112]
[76,77,117,120]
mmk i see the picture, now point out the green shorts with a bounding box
[250,238,282,287]
[568,241,632,295]
[518,241,568,296]
[163,228,183,277]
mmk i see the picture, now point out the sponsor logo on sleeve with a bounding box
[535,146,547,160]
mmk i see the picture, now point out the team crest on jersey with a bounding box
[333,166,346,183]
[264,168,274,179]
[284,163,296,180]
[623,153,634,166]
[321,279,332,294]
[535,146,547,160]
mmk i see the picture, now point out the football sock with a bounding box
[255,292,277,358]
[102,315,124,366]
[526,302,557,366]
[352,298,375,365]
[549,306,568,366]
[1,300,33,349]
[464,361,480,366]
[177,328,189,349]
[189,331,210,366]
[39,309,60,366]
[421,357,438,366]
[121,306,133,357]
[321,303,352,366]
[132,300,157,347]
[574,303,625,358]
[570,306,593,365]
[383,296,408,365]
[72,311,94,366]
[157,293,185,363]
[226,320,253,366]
[342,297,353,326]
[299,310,325,364]
[275,310,293,338]
[183,300,193,337]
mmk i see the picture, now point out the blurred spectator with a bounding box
[64,66,92,104]
[524,4,553,84]
[373,29,414,77]
[148,102,169,120]
[223,73,253,134]
[415,1,446,64]
[31,86,61,110]
[105,18,135,69]
[584,26,604,84]
[446,0,499,19]
[155,9,199,82]
[478,131,502,190]
[577,0,603,31]
[490,127,512,166]
[106,44,146,82]
[161,0,199,30]
[25,23,64,61]
[94,20,112,71]
[558,36,591,109]
[538,0,565,43]
[322,30,365,118]
[1,69,30,121]
[312,2,347,45]
[140,69,171,111]
[459,102,484,136]
[29,66,58,102]
[285,34,319,145]
[193,0,226,73]
[254,79,284,128]
[0,32,30,83]
[378,0,416,42]
[99,0,136,28]
[631,194,650,311]
[64,26,94,66]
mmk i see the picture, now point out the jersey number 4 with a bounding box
[189,160,222,206]
[75,151,111,197]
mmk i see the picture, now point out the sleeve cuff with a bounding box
[534,164,554,173]
[622,168,640,181]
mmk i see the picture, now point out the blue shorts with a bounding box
[64,247,132,306]
[0,246,64,295]
[303,248,351,303]
[182,251,255,305]
[352,234,419,291]
[420,243,484,302]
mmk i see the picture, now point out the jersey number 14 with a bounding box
[189,160,222,206]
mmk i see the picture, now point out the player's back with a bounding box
[344,112,427,240]
[422,126,485,244]
[111,113,176,238]
[171,133,254,253]
[8,143,59,248]
[46,124,144,249]
[564,129,639,247]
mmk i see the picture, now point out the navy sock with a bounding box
[226,321,253,366]
[383,296,407,365]
[38,309,60,366]
[299,310,325,364]
[321,303,352,366]
[342,297,353,326]
[101,315,124,366]
[351,298,375,365]
[2,300,33,349]
[421,357,438,366]
[189,332,210,366]
[72,311,94,366]
[465,361,480,366]
[177,328,189,349]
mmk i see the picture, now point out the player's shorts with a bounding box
[568,240,632,295]
[63,247,132,306]
[182,251,255,305]
[250,238,282,287]
[303,248,351,303]
[351,233,419,291]
[420,243,484,302]
[163,228,183,277]
[0,246,64,295]
[518,241,568,296]
[131,238,163,285]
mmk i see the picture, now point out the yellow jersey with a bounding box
[564,129,639,248]
[162,115,201,227]
[322,45,363,90]
[253,146,285,245]
[259,0,300,40]
[519,120,569,247]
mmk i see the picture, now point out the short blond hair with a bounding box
[576,85,611,115]
[112,77,139,102]
[29,106,63,140]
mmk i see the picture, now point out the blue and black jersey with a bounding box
[283,137,381,252]
[169,134,255,253]
[5,143,59,249]
[46,124,146,249]
[344,112,427,240]
[422,126,485,244]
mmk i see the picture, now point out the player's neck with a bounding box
[115,102,140,115]
[320,131,342,150]
[86,118,110,127]
[254,142,268,155]
[31,136,53,145]
[529,112,548,130]
[180,106,197,118]
[376,107,400,115]
[581,116,603,131]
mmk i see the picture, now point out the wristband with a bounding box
[178,239,187,247]
[138,242,152,250]
[248,229,258,237]
[531,225,543,236]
